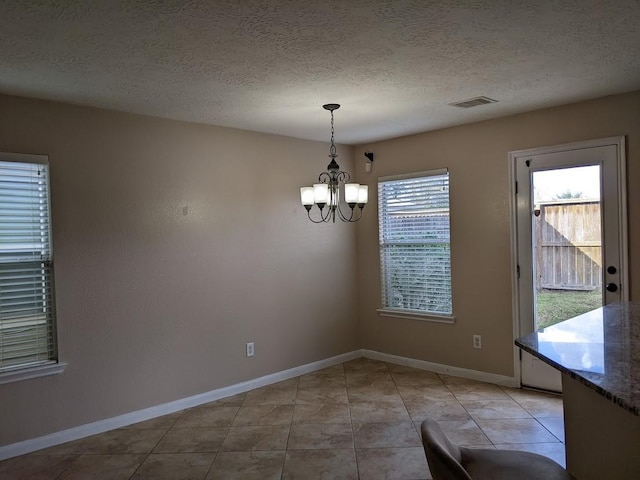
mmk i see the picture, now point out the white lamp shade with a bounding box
[358,185,369,204]
[300,187,314,206]
[344,183,360,203]
[313,183,329,204]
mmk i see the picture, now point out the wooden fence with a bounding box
[535,200,601,291]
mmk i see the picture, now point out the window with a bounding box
[378,169,452,318]
[0,153,60,382]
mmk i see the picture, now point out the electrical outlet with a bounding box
[246,342,255,357]
[473,335,482,349]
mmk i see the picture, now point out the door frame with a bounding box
[508,136,628,387]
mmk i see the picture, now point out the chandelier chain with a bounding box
[329,110,337,157]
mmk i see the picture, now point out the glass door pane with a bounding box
[531,165,603,330]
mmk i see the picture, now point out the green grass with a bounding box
[536,289,602,329]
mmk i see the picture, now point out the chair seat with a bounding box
[420,418,574,480]
[461,447,573,480]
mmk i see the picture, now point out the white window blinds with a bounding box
[378,170,452,315]
[0,156,57,373]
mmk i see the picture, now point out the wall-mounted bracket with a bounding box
[364,152,374,172]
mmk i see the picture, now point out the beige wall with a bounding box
[354,90,640,377]
[0,94,359,446]
[1,90,638,449]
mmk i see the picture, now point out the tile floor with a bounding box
[0,358,565,479]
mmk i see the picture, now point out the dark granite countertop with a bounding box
[515,302,640,416]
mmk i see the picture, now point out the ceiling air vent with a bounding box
[449,96,498,108]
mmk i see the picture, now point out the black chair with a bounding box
[420,418,573,480]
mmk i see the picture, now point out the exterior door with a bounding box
[511,137,627,391]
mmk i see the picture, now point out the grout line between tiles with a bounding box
[1,360,566,479]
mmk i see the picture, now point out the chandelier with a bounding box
[299,104,368,223]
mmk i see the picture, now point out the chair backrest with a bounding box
[421,418,473,480]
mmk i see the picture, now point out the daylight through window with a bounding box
[0,154,57,374]
[378,170,452,316]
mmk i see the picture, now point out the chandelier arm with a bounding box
[323,206,334,222]
[306,210,325,223]
[307,210,329,223]
[337,202,366,223]
[318,172,332,183]
[307,206,333,223]
[336,203,355,222]
[350,205,365,222]
[336,171,350,183]
[319,205,333,223]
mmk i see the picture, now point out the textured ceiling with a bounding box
[1,1,639,144]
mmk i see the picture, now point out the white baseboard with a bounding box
[363,349,519,388]
[1,349,518,461]
[0,350,361,461]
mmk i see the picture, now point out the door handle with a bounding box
[607,266,617,274]
[606,283,618,293]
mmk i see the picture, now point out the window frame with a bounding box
[0,152,65,384]
[377,168,454,323]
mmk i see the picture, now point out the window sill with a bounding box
[0,362,67,385]
[377,308,456,324]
